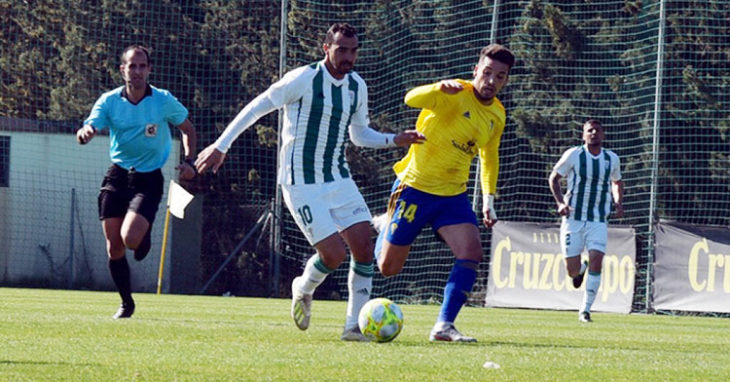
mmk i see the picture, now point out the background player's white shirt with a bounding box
[553,145,621,222]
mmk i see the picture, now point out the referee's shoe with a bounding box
[113,301,135,319]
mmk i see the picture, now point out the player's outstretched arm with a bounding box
[404,80,461,110]
[76,125,96,145]
[349,124,425,149]
[393,130,426,147]
[195,92,279,175]
[195,144,226,175]
[438,79,465,94]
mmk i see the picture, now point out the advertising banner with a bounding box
[486,221,636,313]
[653,222,730,313]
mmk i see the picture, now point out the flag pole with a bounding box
[156,207,172,295]
[157,179,194,294]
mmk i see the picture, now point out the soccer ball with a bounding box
[358,298,404,343]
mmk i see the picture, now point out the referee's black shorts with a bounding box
[98,164,164,225]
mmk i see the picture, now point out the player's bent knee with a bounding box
[377,245,409,277]
[379,266,399,278]
[378,260,403,277]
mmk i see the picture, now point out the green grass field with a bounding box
[1,287,728,381]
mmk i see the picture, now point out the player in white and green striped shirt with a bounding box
[549,119,624,323]
[195,23,424,340]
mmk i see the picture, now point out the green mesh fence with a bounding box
[280,0,730,313]
[1,1,728,314]
[497,0,665,312]
[0,0,282,293]
[651,1,730,316]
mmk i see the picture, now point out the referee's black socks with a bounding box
[108,256,134,305]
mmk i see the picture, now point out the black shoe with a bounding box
[134,228,151,261]
[113,302,135,319]
[572,260,588,288]
[579,311,592,323]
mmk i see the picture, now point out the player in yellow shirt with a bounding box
[374,44,514,342]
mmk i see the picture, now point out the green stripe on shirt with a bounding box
[573,149,587,221]
[302,69,324,184]
[338,77,359,178]
[586,156,600,221]
[598,151,612,222]
[322,83,343,182]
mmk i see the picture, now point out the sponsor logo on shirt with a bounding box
[451,139,477,155]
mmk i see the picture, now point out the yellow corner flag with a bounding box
[158,180,194,294]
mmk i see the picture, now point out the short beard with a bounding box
[337,64,352,75]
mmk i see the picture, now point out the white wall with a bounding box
[0,131,179,292]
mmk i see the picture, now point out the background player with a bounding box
[549,119,624,322]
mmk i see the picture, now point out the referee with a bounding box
[76,45,197,319]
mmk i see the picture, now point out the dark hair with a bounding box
[479,44,515,69]
[120,45,151,65]
[325,23,358,44]
[583,119,603,130]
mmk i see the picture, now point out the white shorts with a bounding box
[560,218,607,258]
[281,178,372,245]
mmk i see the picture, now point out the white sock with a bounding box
[297,254,332,295]
[580,272,601,313]
[345,259,373,329]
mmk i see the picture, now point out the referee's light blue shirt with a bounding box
[84,85,189,172]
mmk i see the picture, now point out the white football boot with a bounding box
[291,276,312,330]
